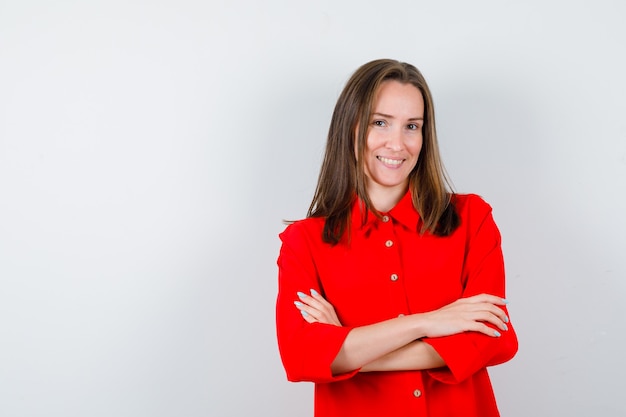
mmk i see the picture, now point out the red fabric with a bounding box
[276,192,518,417]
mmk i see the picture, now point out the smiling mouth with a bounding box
[377,156,404,166]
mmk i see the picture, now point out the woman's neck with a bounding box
[366,183,408,213]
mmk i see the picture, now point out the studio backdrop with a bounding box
[1,1,625,416]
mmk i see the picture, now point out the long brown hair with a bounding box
[308,59,459,244]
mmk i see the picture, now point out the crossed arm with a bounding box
[295,290,509,375]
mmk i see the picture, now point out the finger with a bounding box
[459,303,509,330]
[309,289,342,323]
[295,299,336,324]
[462,294,509,306]
[297,291,334,317]
[297,290,343,326]
[457,299,510,326]
[310,288,322,299]
[309,289,330,306]
[472,311,509,331]
[297,291,324,309]
[479,303,510,326]
[478,293,509,306]
[301,309,317,324]
[469,322,503,338]
[294,301,319,323]
[308,289,337,311]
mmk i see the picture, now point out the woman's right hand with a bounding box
[419,294,510,338]
[294,289,343,327]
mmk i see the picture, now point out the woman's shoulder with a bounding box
[279,217,325,245]
[452,193,494,219]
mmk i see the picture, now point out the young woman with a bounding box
[276,59,518,417]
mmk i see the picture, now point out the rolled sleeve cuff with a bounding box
[280,323,359,384]
[422,333,485,384]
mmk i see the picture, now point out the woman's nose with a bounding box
[385,129,403,150]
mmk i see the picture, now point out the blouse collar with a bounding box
[351,190,420,234]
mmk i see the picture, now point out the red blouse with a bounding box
[276,191,518,417]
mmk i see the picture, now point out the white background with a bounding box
[1,1,625,416]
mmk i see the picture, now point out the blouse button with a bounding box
[413,389,422,398]
[385,240,393,247]
[382,215,390,222]
[390,273,398,282]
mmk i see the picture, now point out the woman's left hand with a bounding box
[294,289,342,326]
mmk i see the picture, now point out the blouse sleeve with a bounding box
[422,195,518,384]
[275,222,358,383]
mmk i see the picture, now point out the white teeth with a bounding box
[377,156,403,165]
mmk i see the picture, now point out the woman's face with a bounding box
[361,80,424,198]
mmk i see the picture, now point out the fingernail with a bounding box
[297,292,307,299]
[503,316,509,323]
[502,298,509,305]
[294,301,304,308]
[300,310,308,317]
[494,330,501,337]
[502,323,508,331]
[310,289,319,296]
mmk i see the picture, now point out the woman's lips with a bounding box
[377,156,404,167]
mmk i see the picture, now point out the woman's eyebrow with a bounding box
[372,112,423,121]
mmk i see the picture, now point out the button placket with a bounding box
[379,214,409,321]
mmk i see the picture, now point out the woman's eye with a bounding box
[373,120,386,127]
[407,123,419,130]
